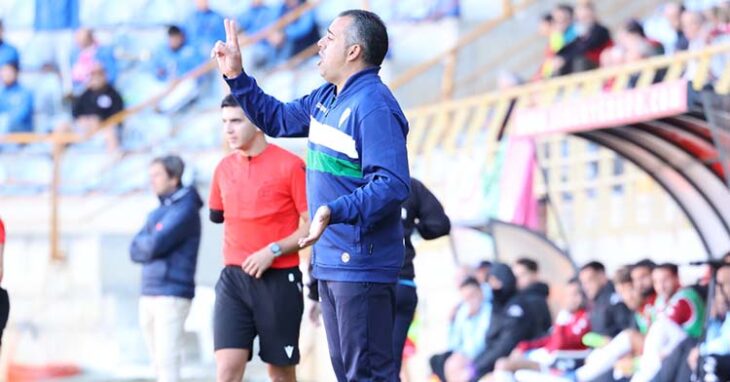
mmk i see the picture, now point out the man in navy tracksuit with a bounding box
[130,155,202,382]
[212,10,410,381]
[308,178,451,378]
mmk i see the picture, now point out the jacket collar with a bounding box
[159,186,187,206]
[336,66,380,98]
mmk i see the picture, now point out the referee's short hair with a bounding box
[221,94,240,109]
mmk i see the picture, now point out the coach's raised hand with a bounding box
[211,18,243,79]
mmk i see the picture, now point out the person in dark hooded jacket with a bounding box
[468,262,551,381]
[130,154,202,382]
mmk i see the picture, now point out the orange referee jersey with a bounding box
[209,144,307,268]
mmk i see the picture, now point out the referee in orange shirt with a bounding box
[209,95,310,382]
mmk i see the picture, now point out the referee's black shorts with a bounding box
[213,266,304,366]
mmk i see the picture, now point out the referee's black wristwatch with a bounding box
[269,243,283,257]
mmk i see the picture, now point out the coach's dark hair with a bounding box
[220,94,240,108]
[580,261,605,274]
[338,9,388,67]
[151,155,185,187]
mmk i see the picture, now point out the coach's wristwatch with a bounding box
[269,243,283,258]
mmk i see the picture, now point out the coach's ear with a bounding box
[346,43,363,63]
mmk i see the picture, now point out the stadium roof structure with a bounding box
[406,43,730,258]
[512,82,730,258]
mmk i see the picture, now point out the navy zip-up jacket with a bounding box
[130,186,202,299]
[226,66,410,283]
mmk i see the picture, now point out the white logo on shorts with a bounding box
[285,345,294,359]
[288,273,295,282]
[341,252,350,263]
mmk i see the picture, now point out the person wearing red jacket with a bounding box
[490,277,590,379]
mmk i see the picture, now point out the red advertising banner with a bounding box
[511,80,689,137]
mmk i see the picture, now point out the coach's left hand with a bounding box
[299,205,330,248]
[242,247,275,278]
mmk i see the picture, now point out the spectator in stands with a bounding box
[630,259,658,334]
[154,26,202,82]
[184,0,226,59]
[543,4,577,78]
[580,263,707,381]
[475,260,492,285]
[554,1,611,74]
[430,276,492,382]
[656,2,690,54]
[490,277,590,381]
[237,0,280,69]
[70,28,117,95]
[452,262,551,380]
[0,63,34,135]
[0,20,19,68]
[578,261,634,340]
[58,64,124,152]
[683,10,711,49]
[601,20,665,88]
[630,263,706,381]
[685,263,730,382]
[705,3,730,37]
[536,13,556,80]
[512,257,553,336]
[631,259,657,300]
[269,0,320,64]
[681,10,727,85]
[130,155,202,382]
[576,265,645,382]
[152,26,202,113]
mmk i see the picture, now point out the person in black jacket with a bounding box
[555,1,611,75]
[393,178,451,375]
[308,177,450,380]
[512,258,553,332]
[444,262,552,381]
[57,63,124,152]
[578,261,634,340]
[130,155,202,382]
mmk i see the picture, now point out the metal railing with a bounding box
[0,0,321,261]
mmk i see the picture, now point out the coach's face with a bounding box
[317,16,352,85]
[222,106,258,151]
[149,162,177,197]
